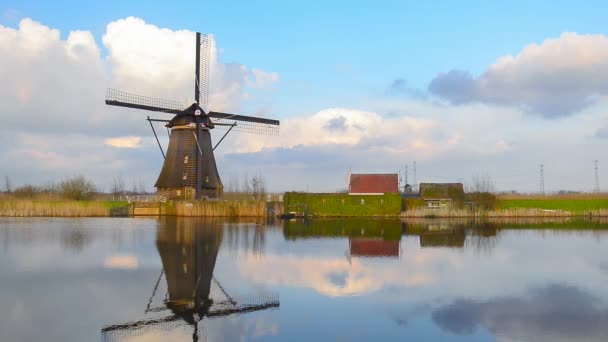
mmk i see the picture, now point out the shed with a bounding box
[349,174,399,195]
[419,183,465,209]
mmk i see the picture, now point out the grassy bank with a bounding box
[403,208,608,218]
[498,198,608,214]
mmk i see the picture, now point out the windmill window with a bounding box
[184,155,189,164]
[205,176,209,183]
[182,172,188,180]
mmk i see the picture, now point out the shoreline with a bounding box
[1,198,607,218]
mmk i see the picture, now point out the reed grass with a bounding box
[0,198,113,217]
[169,200,267,217]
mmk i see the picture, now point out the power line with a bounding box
[413,161,417,192]
[594,160,600,193]
[539,164,545,195]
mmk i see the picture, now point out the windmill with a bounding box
[101,218,279,341]
[105,32,280,200]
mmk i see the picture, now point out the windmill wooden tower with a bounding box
[105,33,280,200]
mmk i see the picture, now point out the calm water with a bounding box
[2,217,608,341]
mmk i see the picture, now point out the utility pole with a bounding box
[594,160,600,193]
[413,161,417,192]
[405,164,408,186]
[540,164,545,195]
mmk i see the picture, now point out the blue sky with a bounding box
[1,1,607,192]
[4,0,607,114]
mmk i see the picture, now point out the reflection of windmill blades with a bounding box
[102,293,278,341]
[105,88,186,115]
[207,293,280,317]
[101,314,187,342]
[145,269,165,314]
[212,276,236,305]
[102,314,182,333]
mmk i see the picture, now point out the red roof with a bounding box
[349,174,399,193]
[350,238,399,257]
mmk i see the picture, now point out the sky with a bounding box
[0,0,607,193]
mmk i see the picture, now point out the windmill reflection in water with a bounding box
[101,218,279,341]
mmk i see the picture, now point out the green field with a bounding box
[499,199,608,213]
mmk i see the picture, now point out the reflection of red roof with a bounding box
[350,238,399,257]
[349,174,399,194]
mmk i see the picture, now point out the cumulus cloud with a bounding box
[103,17,280,111]
[104,136,142,148]
[429,32,608,117]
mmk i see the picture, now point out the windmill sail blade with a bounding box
[208,111,279,125]
[106,88,186,115]
[198,33,212,109]
[209,111,280,136]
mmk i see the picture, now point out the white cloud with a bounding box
[104,136,142,148]
[429,32,608,117]
[250,69,280,89]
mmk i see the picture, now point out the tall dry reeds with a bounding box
[0,198,110,217]
[171,200,267,217]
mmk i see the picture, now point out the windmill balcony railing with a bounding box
[127,195,167,203]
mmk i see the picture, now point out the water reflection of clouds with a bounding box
[432,284,608,342]
[0,218,160,273]
[239,231,608,306]
[103,254,139,269]
[238,254,436,296]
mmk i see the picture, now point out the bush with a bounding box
[59,175,97,201]
[13,184,42,198]
[466,192,498,210]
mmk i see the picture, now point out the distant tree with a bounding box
[14,184,42,198]
[466,175,498,210]
[59,175,97,201]
[137,180,147,195]
[41,181,58,194]
[111,175,126,198]
[470,174,496,193]
[242,173,251,196]
[259,174,267,200]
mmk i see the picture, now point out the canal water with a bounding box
[2,217,608,341]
